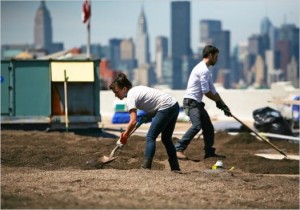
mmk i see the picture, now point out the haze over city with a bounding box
[1,0,299,58]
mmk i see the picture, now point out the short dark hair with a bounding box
[202,45,219,58]
[109,73,132,90]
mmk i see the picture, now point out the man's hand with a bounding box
[116,132,129,147]
[116,139,124,148]
[216,100,232,117]
[216,100,225,110]
[139,116,152,124]
[223,107,232,117]
[139,111,156,125]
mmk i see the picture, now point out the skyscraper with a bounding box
[135,7,150,67]
[171,1,191,89]
[275,40,291,80]
[279,23,299,62]
[109,38,122,69]
[34,1,52,52]
[199,19,231,85]
[200,20,222,45]
[120,38,137,80]
[287,57,299,88]
[120,39,135,60]
[213,31,231,70]
[155,36,168,84]
[253,55,266,87]
[260,17,272,35]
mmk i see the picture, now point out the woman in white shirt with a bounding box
[109,73,180,171]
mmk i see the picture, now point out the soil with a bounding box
[1,126,299,209]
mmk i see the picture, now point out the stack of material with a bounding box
[112,102,129,124]
[112,101,147,124]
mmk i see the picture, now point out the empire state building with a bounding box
[34,1,53,52]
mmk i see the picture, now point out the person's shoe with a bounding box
[171,170,183,174]
[141,158,152,169]
[204,153,226,159]
[169,158,180,171]
[176,151,188,160]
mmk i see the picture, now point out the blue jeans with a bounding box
[175,99,215,155]
[145,102,180,170]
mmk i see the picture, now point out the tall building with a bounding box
[230,46,244,87]
[199,20,231,86]
[109,38,122,69]
[248,35,268,58]
[181,55,197,87]
[135,7,150,67]
[34,1,52,52]
[81,44,102,59]
[200,20,222,44]
[287,57,299,88]
[260,17,272,35]
[253,55,266,87]
[275,40,291,80]
[265,50,281,86]
[155,36,168,84]
[213,30,231,81]
[171,1,191,89]
[120,39,135,60]
[279,23,299,62]
[243,54,257,85]
[260,17,280,51]
[120,38,137,80]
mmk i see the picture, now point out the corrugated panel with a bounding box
[51,62,94,82]
[1,61,10,115]
[14,61,51,116]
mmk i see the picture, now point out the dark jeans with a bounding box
[175,98,215,155]
[145,102,180,170]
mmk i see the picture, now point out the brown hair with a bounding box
[202,45,219,58]
[109,73,132,90]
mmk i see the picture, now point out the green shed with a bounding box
[1,60,101,129]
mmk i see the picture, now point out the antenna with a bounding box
[265,0,268,17]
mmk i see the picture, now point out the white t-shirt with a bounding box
[184,60,217,103]
[126,86,177,113]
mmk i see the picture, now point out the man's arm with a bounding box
[125,109,138,136]
[205,91,231,117]
[117,109,138,146]
[204,91,222,102]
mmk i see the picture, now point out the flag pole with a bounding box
[64,70,69,132]
[87,19,90,58]
[83,0,91,59]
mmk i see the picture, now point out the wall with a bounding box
[100,82,299,122]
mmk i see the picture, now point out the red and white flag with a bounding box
[82,0,91,24]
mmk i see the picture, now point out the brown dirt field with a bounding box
[1,127,299,209]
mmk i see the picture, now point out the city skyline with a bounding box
[1,0,299,60]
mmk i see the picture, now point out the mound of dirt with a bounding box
[1,129,299,209]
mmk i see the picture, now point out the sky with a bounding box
[1,0,300,59]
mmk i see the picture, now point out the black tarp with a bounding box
[253,107,293,136]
